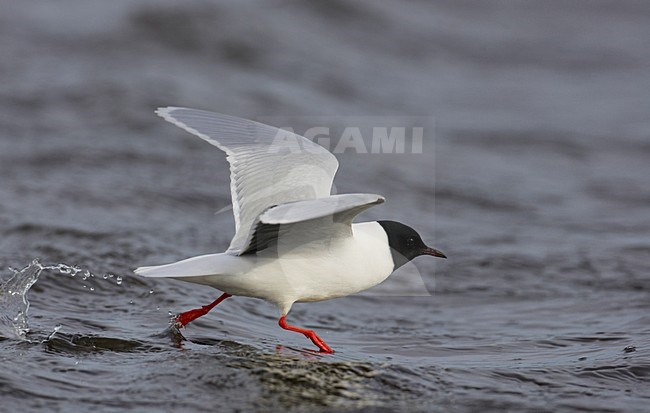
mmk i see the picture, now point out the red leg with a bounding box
[175,292,231,328]
[278,315,333,353]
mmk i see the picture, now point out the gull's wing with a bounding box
[241,193,385,255]
[156,107,339,255]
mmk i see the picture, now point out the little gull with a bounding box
[135,107,446,353]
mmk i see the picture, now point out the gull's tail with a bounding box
[134,253,241,278]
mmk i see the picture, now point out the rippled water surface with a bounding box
[1,1,649,412]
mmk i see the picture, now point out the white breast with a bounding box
[266,222,394,304]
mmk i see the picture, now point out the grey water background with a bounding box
[1,0,649,411]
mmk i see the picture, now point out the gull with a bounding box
[135,107,446,353]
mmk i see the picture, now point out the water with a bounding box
[1,0,649,412]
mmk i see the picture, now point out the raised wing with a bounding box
[156,107,339,255]
[241,193,385,255]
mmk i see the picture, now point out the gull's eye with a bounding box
[406,237,416,248]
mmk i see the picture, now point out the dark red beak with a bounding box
[421,247,447,259]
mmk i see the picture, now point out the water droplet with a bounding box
[116,276,123,285]
[108,274,114,278]
[46,325,62,341]
[149,289,154,294]
[102,274,108,280]
[129,300,134,304]
[89,287,95,291]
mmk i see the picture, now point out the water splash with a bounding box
[46,325,62,342]
[0,260,125,340]
[0,259,43,339]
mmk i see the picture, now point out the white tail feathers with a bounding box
[135,253,226,278]
[134,253,248,279]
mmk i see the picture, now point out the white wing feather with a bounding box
[259,193,383,225]
[242,193,385,254]
[156,107,339,255]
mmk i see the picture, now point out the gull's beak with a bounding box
[421,247,447,259]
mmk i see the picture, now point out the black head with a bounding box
[377,220,446,270]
